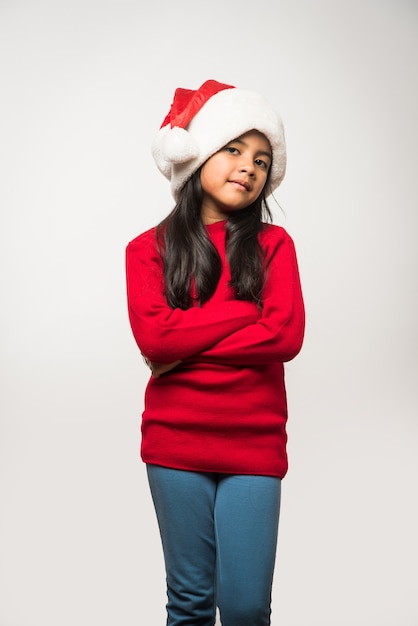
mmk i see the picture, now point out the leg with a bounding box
[146,464,218,626]
[214,474,281,626]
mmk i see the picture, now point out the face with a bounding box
[200,130,272,224]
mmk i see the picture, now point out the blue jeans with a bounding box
[147,465,281,626]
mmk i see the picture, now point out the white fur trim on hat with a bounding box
[152,86,286,201]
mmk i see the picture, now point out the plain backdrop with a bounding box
[1,1,417,625]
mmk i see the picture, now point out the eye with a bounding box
[224,145,239,154]
[255,158,268,169]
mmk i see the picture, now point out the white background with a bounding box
[1,1,417,624]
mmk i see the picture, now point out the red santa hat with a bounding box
[151,79,287,200]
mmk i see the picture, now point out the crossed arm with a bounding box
[126,228,305,378]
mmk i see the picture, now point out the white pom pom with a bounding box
[160,127,199,164]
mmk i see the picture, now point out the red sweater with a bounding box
[126,219,305,478]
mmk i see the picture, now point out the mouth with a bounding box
[229,179,251,191]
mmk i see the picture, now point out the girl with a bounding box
[126,79,305,626]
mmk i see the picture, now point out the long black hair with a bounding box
[156,167,273,310]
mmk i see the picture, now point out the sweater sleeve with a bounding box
[194,228,305,365]
[126,230,260,363]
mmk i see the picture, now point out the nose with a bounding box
[238,155,255,176]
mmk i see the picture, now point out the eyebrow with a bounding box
[232,138,272,160]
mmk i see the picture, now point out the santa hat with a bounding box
[151,79,286,200]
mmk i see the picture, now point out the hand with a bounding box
[142,355,182,378]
